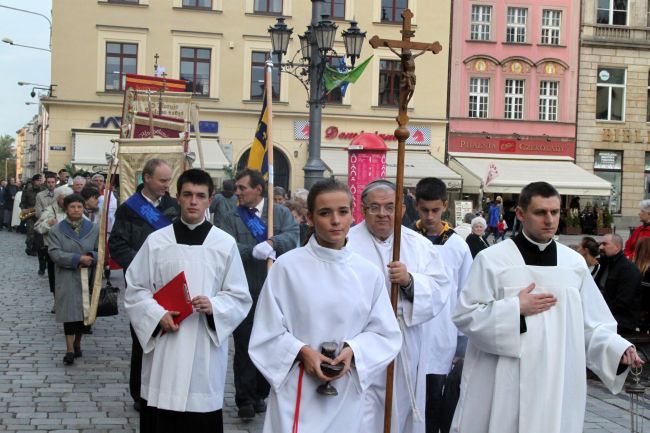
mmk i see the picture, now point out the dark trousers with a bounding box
[140,398,223,433]
[37,242,47,272]
[426,374,447,433]
[232,298,269,408]
[46,251,55,294]
[130,324,143,403]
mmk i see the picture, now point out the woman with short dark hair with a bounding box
[48,193,99,365]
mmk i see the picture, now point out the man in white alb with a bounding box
[451,181,643,433]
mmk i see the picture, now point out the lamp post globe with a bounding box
[342,21,366,67]
[269,17,293,64]
[313,16,337,52]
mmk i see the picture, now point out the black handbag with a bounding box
[97,281,119,317]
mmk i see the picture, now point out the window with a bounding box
[596,67,626,121]
[180,47,211,96]
[504,79,524,119]
[378,59,401,106]
[324,0,345,19]
[597,0,627,25]
[105,42,137,91]
[470,5,492,41]
[182,0,211,8]
[325,56,346,104]
[250,51,281,101]
[254,0,282,14]
[506,7,527,43]
[539,81,558,121]
[469,77,489,118]
[541,10,561,45]
[594,150,623,212]
[381,0,407,23]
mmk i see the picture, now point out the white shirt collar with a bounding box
[522,230,553,251]
[253,197,265,216]
[180,217,205,230]
[141,190,161,208]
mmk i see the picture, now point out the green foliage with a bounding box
[602,207,613,228]
[0,134,16,180]
[565,208,580,228]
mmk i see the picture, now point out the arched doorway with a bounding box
[236,146,291,192]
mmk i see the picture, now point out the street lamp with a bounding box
[2,37,50,53]
[268,2,366,188]
[17,82,57,98]
[0,4,52,50]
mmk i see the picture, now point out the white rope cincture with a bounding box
[397,314,423,422]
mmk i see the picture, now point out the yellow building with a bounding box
[43,0,454,191]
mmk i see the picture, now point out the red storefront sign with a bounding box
[448,135,575,158]
[348,134,388,223]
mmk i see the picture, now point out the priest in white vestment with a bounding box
[451,182,643,433]
[347,180,450,433]
[249,179,402,433]
[125,169,252,433]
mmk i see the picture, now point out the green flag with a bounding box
[323,55,373,93]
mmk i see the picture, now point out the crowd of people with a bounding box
[2,160,647,433]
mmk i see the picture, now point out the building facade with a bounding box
[42,0,455,191]
[577,0,650,226]
[447,0,609,208]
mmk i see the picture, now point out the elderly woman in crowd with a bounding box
[48,194,99,366]
[624,199,650,258]
[465,216,489,258]
[35,186,74,313]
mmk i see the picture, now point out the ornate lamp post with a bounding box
[268,1,366,188]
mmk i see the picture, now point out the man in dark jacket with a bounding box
[21,174,45,256]
[4,178,18,231]
[221,168,299,420]
[109,159,179,412]
[597,233,642,334]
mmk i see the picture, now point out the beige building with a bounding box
[578,0,650,226]
[42,0,455,192]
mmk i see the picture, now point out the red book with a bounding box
[153,271,193,326]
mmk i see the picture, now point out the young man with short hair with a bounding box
[413,177,472,433]
[126,168,251,433]
[451,182,643,433]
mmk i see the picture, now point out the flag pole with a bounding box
[265,56,274,269]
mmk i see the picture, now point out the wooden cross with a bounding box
[153,53,160,74]
[368,9,442,433]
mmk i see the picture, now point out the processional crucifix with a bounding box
[368,9,442,433]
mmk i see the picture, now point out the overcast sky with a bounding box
[0,0,52,142]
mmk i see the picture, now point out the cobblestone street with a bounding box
[0,229,645,432]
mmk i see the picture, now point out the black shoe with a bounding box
[73,346,82,358]
[238,404,255,420]
[133,401,141,412]
[253,399,266,414]
[38,269,45,276]
[63,352,75,365]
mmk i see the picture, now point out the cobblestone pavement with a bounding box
[0,229,645,432]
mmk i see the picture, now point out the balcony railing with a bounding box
[584,24,650,46]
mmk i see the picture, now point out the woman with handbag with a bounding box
[35,187,73,313]
[48,193,99,366]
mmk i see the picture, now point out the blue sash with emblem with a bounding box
[124,192,171,231]
[236,206,268,243]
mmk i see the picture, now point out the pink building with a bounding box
[447,0,610,204]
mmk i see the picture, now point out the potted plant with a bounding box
[597,207,613,235]
[564,208,582,235]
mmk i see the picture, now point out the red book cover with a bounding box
[153,271,193,326]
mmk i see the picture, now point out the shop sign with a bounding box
[49,146,66,151]
[293,121,431,145]
[594,151,622,170]
[601,128,650,144]
[448,135,575,157]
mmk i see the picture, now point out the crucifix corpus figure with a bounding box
[367,9,444,433]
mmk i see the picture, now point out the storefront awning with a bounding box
[71,130,231,173]
[449,156,612,196]
[321,148,463,189]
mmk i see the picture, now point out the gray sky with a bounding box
[0,0,52,141]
